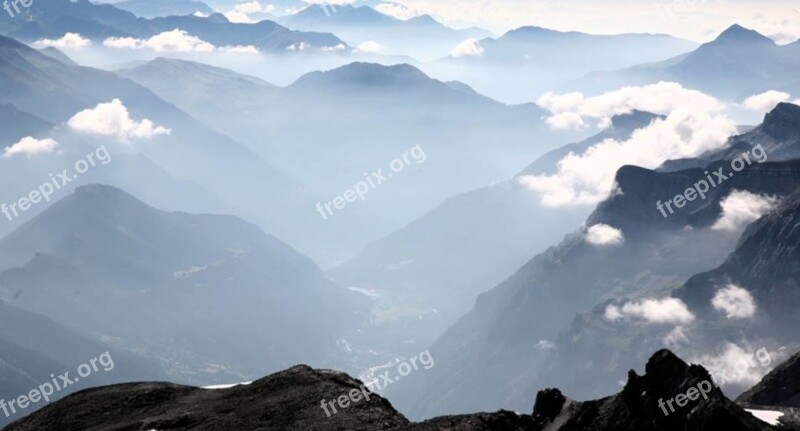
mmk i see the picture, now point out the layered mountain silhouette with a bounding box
[114,0,215,19]
[328,111,659,355]
[435,26,696,103]
[3,350,779,430]
[574,24,800,99]
[118,58,576,262]
[0,0,344,51]
[390,104,800,418]
[0,185,369,393]
[279,4,491,60]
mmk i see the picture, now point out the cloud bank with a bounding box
[712,284,757,319]
[605,297,695,324]
[712,190,778,232]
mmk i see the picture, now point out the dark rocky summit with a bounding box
[531,350,773,431]
[5,350,782,431]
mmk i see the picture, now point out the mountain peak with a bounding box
[713,24,773,44]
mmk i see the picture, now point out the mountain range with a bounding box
[389,103,800,419]
[572,25,800,100]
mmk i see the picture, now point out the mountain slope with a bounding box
[0,185,369,383]
[395,107,800,418]
[279,5,491,60]
[573,25,800,99]
[328,111,657,355]
[429,26,696,103]
[0,0,344,52]
[738,350,800,408]
[114,0,215,18]
[119,59,578,262]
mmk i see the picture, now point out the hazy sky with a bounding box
[370,0,800,42]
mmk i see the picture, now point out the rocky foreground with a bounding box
[4,350,797,430]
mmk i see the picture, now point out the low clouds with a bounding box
[354,41,386,54]
[712,284,757,319]
[712,190,779,232]
[536,82,724,130]
[691,343,772,387]
[67,99,171,142]
[522,83,736,207]
[521,109,736,207]
[742,90,791,114]
[585,224,624,246]
[546,112,587,130]
[104,30,258,54]
[224,1,275,24]
[35,33,91,50]
[450,38,484,58]
[2,137,59,159]
[605,297,695,324]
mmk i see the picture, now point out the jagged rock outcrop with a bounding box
[531,350,774,431]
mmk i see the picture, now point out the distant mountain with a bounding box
[0,35,339,263]
[279,5,492,60]
[0,0,345,52]
[328,111,656,355]
[430,26,696,103]
[0,185,369,383]
[119,59,579,263]
[114,0,215,18]
[572,24,800,99]
[4,350,776,430]
[393,106,800,418]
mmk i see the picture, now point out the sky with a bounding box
[364,0,800,43]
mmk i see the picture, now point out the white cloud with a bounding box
[375,2,421,20]
[537,82,724,122]
[2,137,59,159]
[354,41,386,53]
[450,38,484,58]
[321,43,347,52]
[742,90,791,114]
[605,297,695,324]
[224,1,275,23]
[520,108,736,207]
[67,99,171,142]
[545,112,587,130]
[103,30,258,54]
[691,343,772,387]
[286,42,311,51]
[585,224,624,246]
[34,33,91,50]
[712,284,757,319]
[712,190,779,232]
[193,11,209,17]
